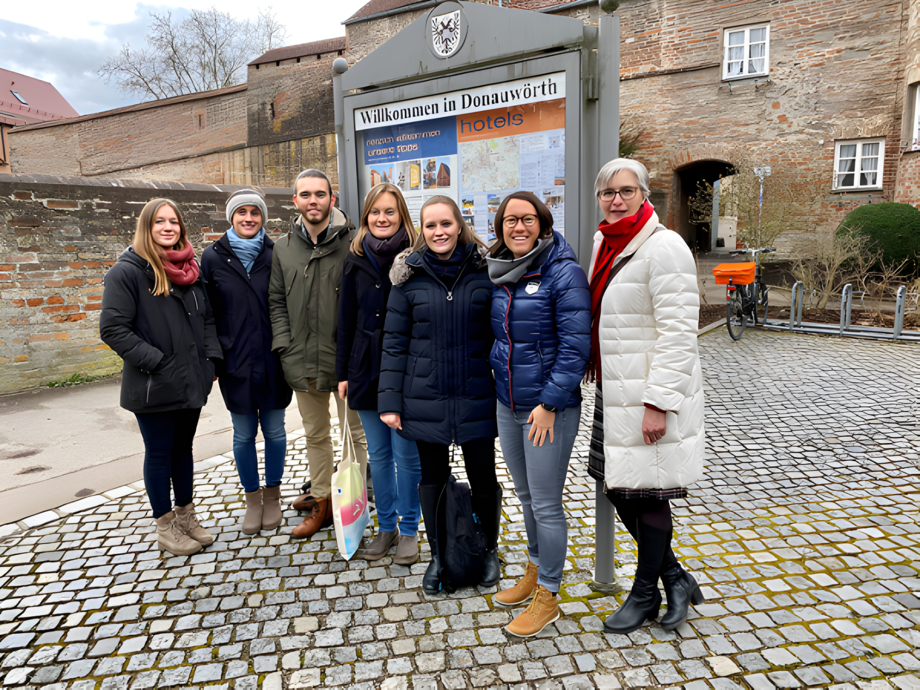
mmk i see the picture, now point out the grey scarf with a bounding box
[486,238,553,286]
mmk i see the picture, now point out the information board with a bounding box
[355,72,566,241]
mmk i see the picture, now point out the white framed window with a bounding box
[833,139,885,190]
[913,87,920,151]
[722,24,770,80]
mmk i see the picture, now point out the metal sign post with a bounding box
[591,6,620,595]
[753,165,771,248]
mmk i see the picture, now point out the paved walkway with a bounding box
[0,329,917,689]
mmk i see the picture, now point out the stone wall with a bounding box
[0,174,297,394]
[246,51,340,147]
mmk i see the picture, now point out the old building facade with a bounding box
[8,0,920,251]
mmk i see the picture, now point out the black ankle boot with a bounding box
[603,581,662,634]
[418,484,446,595]
[660,563,705,630]
[423,555,441,595]
[472,486,502,587]
[603,521,669,635]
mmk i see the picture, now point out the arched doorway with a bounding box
[672,160,734,251]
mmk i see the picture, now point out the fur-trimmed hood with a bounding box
[388,243,489,286]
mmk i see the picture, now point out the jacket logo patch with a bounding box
[525,281,540,294]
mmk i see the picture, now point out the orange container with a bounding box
[712,262,755,285]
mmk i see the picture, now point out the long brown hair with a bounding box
[489,191,555,257]
[413,195,488,253]
[132,198,190,296]
[351,183,417,255]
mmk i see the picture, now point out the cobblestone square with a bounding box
[0,329,917,689]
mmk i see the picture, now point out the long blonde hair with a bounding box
[351,183,417,255]
[132,198,190,296]
[413,195,488,253]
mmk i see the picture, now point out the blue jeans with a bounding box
[496,402,580,591]
[358,410,422,534]
[229,408,287,493]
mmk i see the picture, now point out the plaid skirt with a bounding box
[588,380,688,500]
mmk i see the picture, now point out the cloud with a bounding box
[0,18,138,115]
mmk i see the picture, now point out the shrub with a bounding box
[839,202,920,274]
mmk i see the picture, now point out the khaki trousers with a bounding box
[294,380,368,499]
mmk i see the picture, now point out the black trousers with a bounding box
[135,408,201,518]
[417,437,498,500]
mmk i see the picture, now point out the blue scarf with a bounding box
[227,227,265,274]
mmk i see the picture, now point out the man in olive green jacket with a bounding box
[269,169,368,538]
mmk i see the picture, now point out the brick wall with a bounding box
[10,88,248,179]
[896,152,920,207]
[616,0,907,252]
[0,174,297,394]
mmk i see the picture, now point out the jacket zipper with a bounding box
[502,285,514,410]
[146,375,152,403]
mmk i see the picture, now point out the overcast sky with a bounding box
[0,0,369,115]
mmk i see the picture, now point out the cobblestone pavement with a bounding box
[0,329,918,689]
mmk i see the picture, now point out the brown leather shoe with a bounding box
[494,560,538,607]
[291,497,333,539]
[505,584,560,637]
[292,492,317,512]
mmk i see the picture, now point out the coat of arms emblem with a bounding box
[431,10,462,58]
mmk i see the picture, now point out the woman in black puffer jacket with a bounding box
[100,198,222,558]
[378,195,500,594]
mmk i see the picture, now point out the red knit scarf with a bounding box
[586,201,653,381]
[162,243,199,285]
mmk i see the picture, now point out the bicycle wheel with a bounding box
[756,283,769,326]
[726,288,747,340]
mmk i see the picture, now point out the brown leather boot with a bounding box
[494,561,538,607]
[505,584,560,637]
[291,497,333,538]
[173,503,214,546]
[261,485,283,531]
[156,511,202,557]
[292,493,317,512]
[241,489,263,535]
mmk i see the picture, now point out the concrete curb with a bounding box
[0,429,306,539]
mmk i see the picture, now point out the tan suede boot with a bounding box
[261,485,283,531]
[494,561,539,607]
[156,511,203,557]
[242,489,263,535]
[505,585,560,637]
[173,503,214,546]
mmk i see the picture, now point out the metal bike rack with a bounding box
[839,283,853,335]
[760,281,920,343]
[894,286,906,339]
[789,281,804,332]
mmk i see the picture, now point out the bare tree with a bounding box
[100,7,287,101]
[688,154,824,251]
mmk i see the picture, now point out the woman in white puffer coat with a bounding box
[585,158,706,635]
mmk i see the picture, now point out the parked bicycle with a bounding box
[712,247,775,341]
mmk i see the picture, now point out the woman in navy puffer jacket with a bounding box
[487,191,590,637]
[379,195,500,595]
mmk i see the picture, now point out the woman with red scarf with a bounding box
[101,198,222,557]
[586,159,706,634]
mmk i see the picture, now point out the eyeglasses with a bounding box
[597,187,638,202]
[502,214,538,229]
